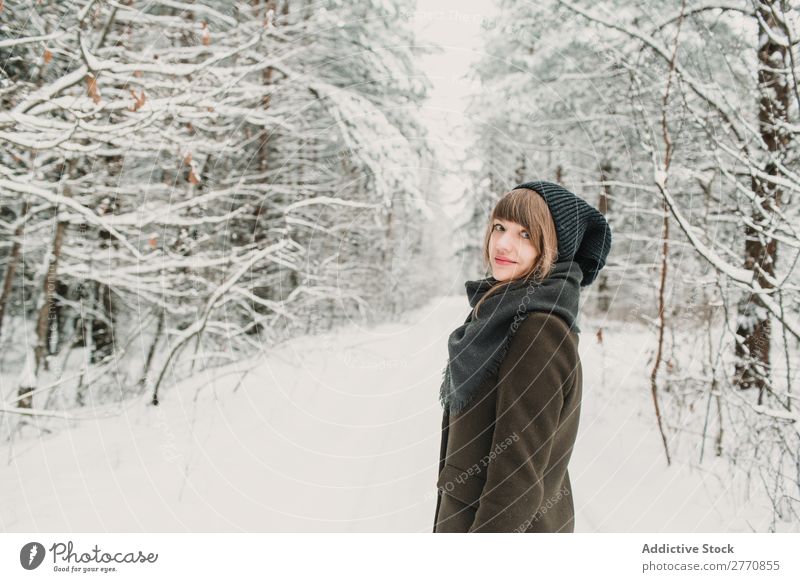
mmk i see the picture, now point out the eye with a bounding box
[492,223,504,232]
[521,231,530,239]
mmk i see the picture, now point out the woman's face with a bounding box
[489,218,539,281]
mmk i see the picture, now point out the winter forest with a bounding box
[1,0,799,533]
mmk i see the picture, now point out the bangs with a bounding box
[492,188,539,230]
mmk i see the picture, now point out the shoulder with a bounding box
[501,312,579,373]
[512,312,576,348]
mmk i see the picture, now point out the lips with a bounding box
[494,256,516,265]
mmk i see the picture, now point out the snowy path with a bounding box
[0,295,785,532]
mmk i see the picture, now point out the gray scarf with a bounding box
[438,260,583,415]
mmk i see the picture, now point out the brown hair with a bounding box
[473,187,559,318]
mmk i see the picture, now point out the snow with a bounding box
[0,176,144,260]
[1,294,788,533]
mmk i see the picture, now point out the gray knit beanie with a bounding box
[514,180,612,287]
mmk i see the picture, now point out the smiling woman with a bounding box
[434,180,612,533]
[486,187,558,278]
[490,219,540,275]
[473,186,559,317]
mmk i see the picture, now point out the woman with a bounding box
[433,180,612,533]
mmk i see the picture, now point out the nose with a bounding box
[495,231,515,254]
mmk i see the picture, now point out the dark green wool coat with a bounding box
[433,311,582,533]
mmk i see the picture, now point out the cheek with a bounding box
[522,246,537,267]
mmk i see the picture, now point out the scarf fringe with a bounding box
[438,326,518,416]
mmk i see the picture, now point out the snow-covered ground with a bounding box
[1,293,792,532]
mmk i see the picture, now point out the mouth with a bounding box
[494,257,516,266]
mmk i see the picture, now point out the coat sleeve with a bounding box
[468,313,576,533]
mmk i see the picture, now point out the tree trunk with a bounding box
[597,162,612,313]
[140,307,165,390]
[515,151,527,184]
[18,177,70,409]
[0,199,29,338]
[734,0,789,402]
[34,195,69,371]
